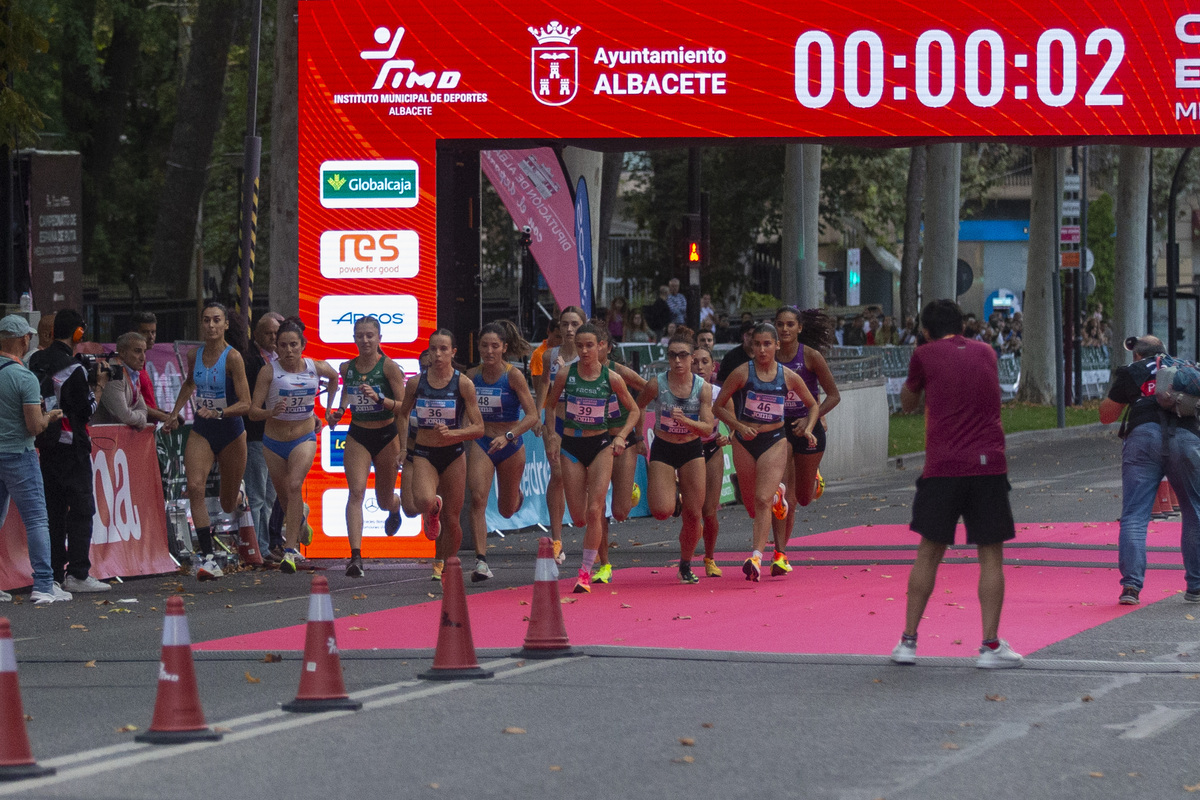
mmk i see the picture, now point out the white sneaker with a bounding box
[891,637,917,665]
[31,583,72,604]
[977,640,1024,669]
[471,560,493,582]
[0,589,10,602]
[195,555,224,581]
[63,575,112,593]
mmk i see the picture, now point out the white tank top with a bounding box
[268,358,319,421]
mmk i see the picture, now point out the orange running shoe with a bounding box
[814,470,825,501]
[771,483,788,520]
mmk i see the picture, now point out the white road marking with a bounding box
[1103,704,1196,739]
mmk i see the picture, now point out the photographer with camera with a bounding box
[28,309,111,594]
[92,332,149,429]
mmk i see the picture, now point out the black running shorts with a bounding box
[909,474,1016,545]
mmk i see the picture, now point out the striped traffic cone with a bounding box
[282,576,362,713]
[514,537,579,659]
[1152,479,1175,518]
[417,557,494,681]
[135,596,222,744]
[0,619,54,780]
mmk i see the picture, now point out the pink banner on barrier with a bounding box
[0,425,176,590]
[479,148,580,311]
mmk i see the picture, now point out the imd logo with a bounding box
[320,160,419,208]
[319,230,419,279]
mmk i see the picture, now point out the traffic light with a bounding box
[684,213,702,264]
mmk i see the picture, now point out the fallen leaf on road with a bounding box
[549,766,562,772]
[70,624,87,630]
[672,756,695,764]
[352,594,366,600]
[985,694,1006,702]
[115,724,138,733]
[519,601,528,606]
[1185,782,1200,792]
[262,653,282,663]
[1089,772,1104,778]
[98,615,108,620]
[673,615,691,620]
[1187,675,1200,680]
[1188,614,1196,621]
[429,783,439,789]
[941,743,959,750]
[83,660,96,668]
[679,738,695,746]
[503,727,526,734]
[561,598,577,605]
[426,593,436,599]
[620,603,632,609]
[23,714,32,721]
[873,679,882,683]
[701,723,714,728]
[349,626,368,631]
[244,671,260,684]
[225,604,233,609]
[1128,773,1141,777]
[213,726,232,733]
[1082,695,1094,702]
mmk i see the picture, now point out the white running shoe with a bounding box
[977,640,1024,669]
[891,638,917,665]
[0,589,10,602]
[195,554,224,581]
[471,560,493,582]
[31,583,72,604]
[63,575,112,593]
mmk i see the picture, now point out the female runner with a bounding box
[545,323,639,594]
[249,318,338,574]
[713,323,818,582]
[167,301,252,581]
[635,328,714,583]
[692,343,729,577]
[400,348,431,520]
[769,307,841,575]
[536,306,585,564]
[465,320,538,582]
[397,329,485,582]
[325,316,407,578]
[590,325,647,584]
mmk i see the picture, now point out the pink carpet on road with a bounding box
[197,522,1187,658]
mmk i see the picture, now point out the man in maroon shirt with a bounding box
[891,299,1022,669]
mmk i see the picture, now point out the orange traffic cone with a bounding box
[282,576,362,713]
[1152,479,1174,518]
[1169,483,1181,512]
[0,619,54,780]
[236,508,263,566]
[135,596,222,744]
[417,556,493,681]
[514,537,579,660]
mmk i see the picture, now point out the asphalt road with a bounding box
[6,425,1200,800]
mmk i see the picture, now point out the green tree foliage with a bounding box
[1086,192,1115,315]
[818,146,908,242]
[0,1,50,146]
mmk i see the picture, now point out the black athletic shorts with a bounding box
[785,417,826,455]
[909,474,1016,545]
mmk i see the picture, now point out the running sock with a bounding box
[680,559,691,571]
[751,549,763,562]
[901,633,918,644]
[982,638,1000,650]
[196,526,213,556]
[476,554,487,563]
[350,548,361,560]
[581,548,598,573]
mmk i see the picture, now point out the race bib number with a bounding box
[195,389,227,412]
[745,390,784,423]
[279,385,317,416]
[659,406,692,435]
[476,387,503,417]
[416,397,455,427]
[607,394,622,420]
[566,396,606,425]
[349,384,384,413]
[784,389,810,416]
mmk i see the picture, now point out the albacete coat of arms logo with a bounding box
[529,21,581,106]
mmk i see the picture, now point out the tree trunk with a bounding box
[268,0,300,316]
[597,151,622,299]
[922,143,961,303]
[1113,146,1150,370]
[149,0,241,296]
[782,144,803,307]
[1017,147,1065,404]
[799,143,821,309]
[900,146,926,322]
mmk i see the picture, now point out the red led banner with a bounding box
[298,0,1200,555]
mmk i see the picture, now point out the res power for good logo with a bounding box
[319,230,419,279]
[529,21,581,106]
[320,160,418,209]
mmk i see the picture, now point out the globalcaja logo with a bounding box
[318,295,419,344]
[529,21,581,106]
[320,160,419,209]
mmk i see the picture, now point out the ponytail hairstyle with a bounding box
[480,319,532,359]
[752,321,779,341]
[429,328,468,371]
[796,309,837,353]
[277,316,307,348]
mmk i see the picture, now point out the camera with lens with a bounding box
[74,352,119,384]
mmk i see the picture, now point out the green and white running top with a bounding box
[561,363,612,434]
[343,355,394,423]
[655,371,703,435]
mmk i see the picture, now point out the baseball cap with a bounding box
[0,315,36,338]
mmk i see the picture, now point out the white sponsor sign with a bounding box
[319,230,419,279]
[319,295,418,344]
[321,488,422,538]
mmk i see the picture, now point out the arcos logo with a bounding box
[319,230,419,279]
[318,294,419,343]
